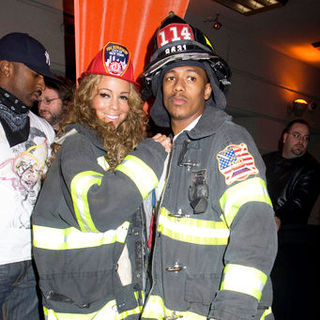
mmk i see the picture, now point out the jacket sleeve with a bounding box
[60,136,167,232]
[209,125,278,320]
[275,164,320,225]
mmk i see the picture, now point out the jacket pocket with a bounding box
[185,273,220,305]
[40,269,114,308]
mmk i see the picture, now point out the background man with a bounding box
[263,119,320,320]
[141,13,277,320]
[0,32,55,319]
[263,119,320,229]
[37,75,74,132]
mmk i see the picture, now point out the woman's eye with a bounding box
[120,95,129,101]
[100,93,110,98]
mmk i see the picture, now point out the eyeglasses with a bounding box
[38,97,61,105]
[288,131,310,142]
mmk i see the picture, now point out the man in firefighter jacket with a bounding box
[141,13,278,320]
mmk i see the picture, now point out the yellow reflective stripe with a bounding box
[115,155,158,199]
[142,295,206,320]
[158,208,230,245]
[220,264,267,301]
[219,177,273,227]
[260,306,272,320]
[43,296,142,320]
[33,221,130,250]
[71,171,103,232]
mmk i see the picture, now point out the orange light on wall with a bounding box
[288,98,317,116]
[294,98,308,105]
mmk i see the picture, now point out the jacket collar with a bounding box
[187,102,231,140]
[65,123,105,150]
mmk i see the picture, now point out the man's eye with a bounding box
[187,76,196,82]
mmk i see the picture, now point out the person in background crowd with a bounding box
[0,32,56,320]
[263,119,320,320]
[38,75,74,132]
[140,13,277,320]
[32,41,171,320]
[263,119,320,230]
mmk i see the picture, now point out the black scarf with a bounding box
[0,87,30,147]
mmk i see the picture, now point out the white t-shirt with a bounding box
[0,111,54,265]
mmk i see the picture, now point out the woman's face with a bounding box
[92,76,130,128]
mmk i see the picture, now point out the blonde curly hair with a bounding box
[53,74,147,170]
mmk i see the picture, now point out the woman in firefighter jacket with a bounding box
[140,14,278,320]
[32,42,171,320]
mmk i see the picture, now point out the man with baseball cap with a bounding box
[141,13,277,320]
[0,32,55,319]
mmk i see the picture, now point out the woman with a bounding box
[32,42,170,319]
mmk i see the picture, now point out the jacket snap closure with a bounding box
[169,208,189,218]
[164,311,183,319]
[165,262,185,273]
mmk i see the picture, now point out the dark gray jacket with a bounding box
[32,123,166,318]
[142,105,277,320]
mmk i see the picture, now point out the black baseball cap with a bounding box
[0,32,57,81]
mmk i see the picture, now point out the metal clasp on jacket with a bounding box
[164,311,183,320]
[169,208,189,219]
[178,139,199,171]
[165,262,186,273]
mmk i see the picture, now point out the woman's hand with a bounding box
[152,133,172,152]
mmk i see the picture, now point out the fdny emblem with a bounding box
[103,42,130,76]
[217,143,259,185]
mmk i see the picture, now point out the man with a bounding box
[38,76,74,132]
[141,13,277,320]
[0,32,56,319]
[263,119,320,320]
[263,119,320,229]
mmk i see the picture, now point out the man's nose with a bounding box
[173,78,184,92]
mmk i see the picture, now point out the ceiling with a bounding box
[185,0,320,69]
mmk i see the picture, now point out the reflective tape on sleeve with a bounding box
[142,295,206,320]
[157,208,230,245]
[220,264,267,301]
[115,155,158,199]
[71,171,103,232]
[33,221,130,250]
[219,177,273,227]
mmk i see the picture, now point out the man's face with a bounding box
[38,87,63,127]
[5,62,45,107]
[162,65,212,134]
[282,123,310,159]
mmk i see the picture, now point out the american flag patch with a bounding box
[217,143,259,185]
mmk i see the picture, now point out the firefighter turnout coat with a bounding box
[32,123,167,320]
[142,105,278,320]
